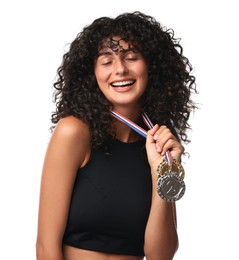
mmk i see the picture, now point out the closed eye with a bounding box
[125,57,137,61]
[102,60,113,65]
[124,52,140,62]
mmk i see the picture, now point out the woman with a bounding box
[36,11,197,260]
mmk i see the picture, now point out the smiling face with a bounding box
[94,37,148,110]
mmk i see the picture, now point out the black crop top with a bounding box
[63,139,152,256]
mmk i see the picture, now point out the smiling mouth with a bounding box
[111,80,135,87]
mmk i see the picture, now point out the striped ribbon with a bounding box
[110,110,172,166]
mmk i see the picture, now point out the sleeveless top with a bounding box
[63,138,152,256]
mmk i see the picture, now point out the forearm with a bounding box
[36,241,64,260]
[144,174,178,260]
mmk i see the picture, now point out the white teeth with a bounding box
[112,81,134,87]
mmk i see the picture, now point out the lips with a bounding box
[111,80,135,87]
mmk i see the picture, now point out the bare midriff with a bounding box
[63,245,144,260]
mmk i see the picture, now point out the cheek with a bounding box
[94,67,100,82]
[94,67,109,86]
[137,63,148,79]
[98,84,107,96]
[94,69,103,88]
[139,68,148,87]
[95,78,108,95]
[94,71,108,95]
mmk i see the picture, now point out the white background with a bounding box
[0,0,238,259]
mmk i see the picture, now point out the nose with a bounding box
[114,59,128,75]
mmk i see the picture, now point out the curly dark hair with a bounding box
[51,11,197,150]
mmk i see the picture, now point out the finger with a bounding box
[146,124,159,149]
[160,138,184,159]
[153,126,166,141]
[160,138,175,155]
[153,125,168,138]
[154,128,175,153]
[147,124,159,139]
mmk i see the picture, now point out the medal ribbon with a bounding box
[110,110,172,166]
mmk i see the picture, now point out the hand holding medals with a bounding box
[110,110,186,202]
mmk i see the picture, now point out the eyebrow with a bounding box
[97,48,139,57]
[97,51,113,57]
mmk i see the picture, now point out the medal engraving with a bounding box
[157,172,186,202]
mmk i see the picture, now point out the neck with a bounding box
[113,123,139,143]
[112,105,141,121]
[111,106,142,143]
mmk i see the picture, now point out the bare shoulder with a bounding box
[48,116,91,168]
[54,116,90,139]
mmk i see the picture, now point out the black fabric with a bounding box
[63,138,152,256]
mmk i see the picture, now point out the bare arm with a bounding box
[144,173,178,260]
[36,116,91,260]
[144,125,184,260]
